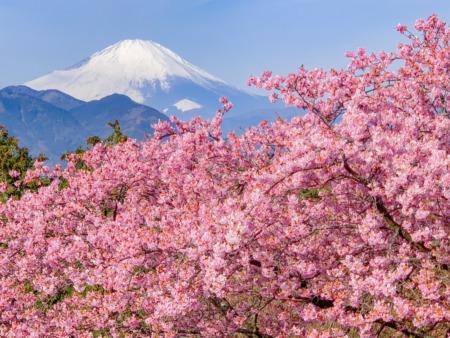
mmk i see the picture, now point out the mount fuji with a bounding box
[25,39,292,125]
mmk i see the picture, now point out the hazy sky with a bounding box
[1,0,450,92]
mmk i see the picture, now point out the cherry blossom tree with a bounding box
[0,14,450,337]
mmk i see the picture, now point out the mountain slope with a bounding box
[0,86,85,161]
[0,86,169,164]
[69,93,169,140]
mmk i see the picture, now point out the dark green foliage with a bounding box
[92,328,112,338]
[105,120,127,146]
[298,188,321,201]
[0,125,48,202]
[57,177,70,191]
[44,284,76,308]
[86,135,102,146]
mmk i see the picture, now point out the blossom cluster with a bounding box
[0,14,449,337]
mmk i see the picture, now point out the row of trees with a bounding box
[0,15,449,337]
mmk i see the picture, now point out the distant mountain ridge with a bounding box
[1,85,85,110]
[0,85,169,164]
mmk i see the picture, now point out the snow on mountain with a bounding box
[26,39,226,105]
[173,98,202,112]
[25,39,275,120]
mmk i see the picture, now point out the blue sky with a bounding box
[1,0,450,92]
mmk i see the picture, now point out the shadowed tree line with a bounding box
[0,120,127,201]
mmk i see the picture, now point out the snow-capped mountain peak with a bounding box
[173,98,202,112]
[26,39,225,103]
[89,39,224,85]
[24,39,275,122]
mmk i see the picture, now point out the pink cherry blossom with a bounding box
[0,13,449,337]
[8,169,20,178]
